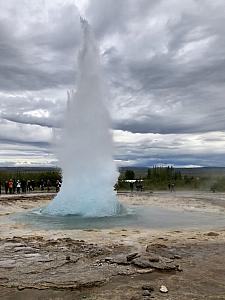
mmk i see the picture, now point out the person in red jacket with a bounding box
[8,179,14,194]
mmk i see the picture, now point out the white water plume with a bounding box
[43,18,121,216]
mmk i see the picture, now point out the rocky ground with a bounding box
[0,191,225,299]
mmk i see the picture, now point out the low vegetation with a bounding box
[0,166,225,192]
[117,166,225,192]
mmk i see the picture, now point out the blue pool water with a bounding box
[6,205,225,230]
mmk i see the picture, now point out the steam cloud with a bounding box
[43,19,121,216]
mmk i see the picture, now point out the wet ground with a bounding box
[0,191,225,299]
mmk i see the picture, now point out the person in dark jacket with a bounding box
[21,179,26,193]
[5,181,8,194]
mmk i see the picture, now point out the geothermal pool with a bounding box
[8,205,225,231]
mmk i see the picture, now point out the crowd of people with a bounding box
[129,180,144,192]
[0,179,61,194]
[168,182,176,192]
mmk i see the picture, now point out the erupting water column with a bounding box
[43,18,121,217]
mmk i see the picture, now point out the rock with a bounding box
[146,243,167,252]
[173,255,182,259]
[149,261,176,271]
[126,252,140,261]
[14,246,35,252]
[160,285,168,293]
[131,257,152,268]
[176,265,183,272]
[66,256,70,261]
[142,290,151,296]
[0,259,16,268]
[205,232,219,237]
[117,270,135,276]
[142,284,154,292]
[104,257,113,262]
[24,253,41,258]
[137,268,153,274]
[132,254,176,271]
[111,255,130,265]
[148,255,160,262]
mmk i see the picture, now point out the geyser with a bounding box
[43,18,122,217]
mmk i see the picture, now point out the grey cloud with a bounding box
[113,130,225,167]
[0,93,65,128]
[1,114,61,128]
[0,137,49,148]
[99,0,225,136]
[0,2,80,91]
[113,103,225,134]
[1,0,225,167]
[87,0,161,38]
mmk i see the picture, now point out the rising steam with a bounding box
[43,18,121,216]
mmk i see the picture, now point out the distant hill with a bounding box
[0,166,225,178]
[119,167,225,178]
[0,167,59,173]
[176,167,225,177]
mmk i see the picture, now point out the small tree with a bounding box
[124,170,135,180]
[147,168,151,179]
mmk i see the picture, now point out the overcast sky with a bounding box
[0,0,225,168]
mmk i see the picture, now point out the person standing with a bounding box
[47,179,51,192]
[8,179,13,194]
[13,179,16,194]
[55,180,61,193]
[129,181,134,192]
[171,183,175,192]
[5,180,8,194]
[16,180,21,194]
[21,179,26,193]
[31,180,35,191]
[27,180,32,192]
[40,179,45,191]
